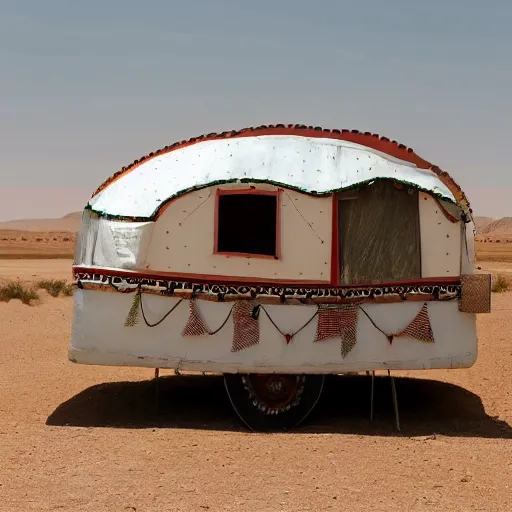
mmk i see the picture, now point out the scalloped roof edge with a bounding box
[90,124,472,219]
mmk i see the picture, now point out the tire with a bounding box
[224,373,325,432]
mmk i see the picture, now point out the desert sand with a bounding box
[0,221,511,511]
[0,213,79,260]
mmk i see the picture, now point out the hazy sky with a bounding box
[1,0,511,221]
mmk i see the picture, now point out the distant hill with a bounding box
[474,216,495,234]
[480,217,512,237]
[0,212,82,232]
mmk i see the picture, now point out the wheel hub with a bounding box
[242,374,305,415]
[268,379,284,394]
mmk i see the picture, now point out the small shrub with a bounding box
[0,280,39,305]
[37,279,74,297]
[62,283,75,296]
[492,274,510,293]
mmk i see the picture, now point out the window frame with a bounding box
[213,187,282,260]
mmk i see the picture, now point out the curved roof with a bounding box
[88,125,471,220]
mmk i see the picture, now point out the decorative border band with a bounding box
[75,272,461,305]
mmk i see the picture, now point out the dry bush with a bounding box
[492,274,510,293]
[62,283,75,296]
[0,280,39,305]
[36,279,74,297]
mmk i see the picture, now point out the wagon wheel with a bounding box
[224,373,325,431]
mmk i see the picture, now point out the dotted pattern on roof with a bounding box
[91,124,471,215]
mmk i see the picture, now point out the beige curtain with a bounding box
[339,180,421,284]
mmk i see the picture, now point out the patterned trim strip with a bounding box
[75,272,461,305]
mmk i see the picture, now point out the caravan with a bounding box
[70,125,491,430]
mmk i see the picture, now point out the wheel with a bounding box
[224,373,325,431]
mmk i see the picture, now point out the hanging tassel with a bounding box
[182,299,210,336]
[124,290,141,327]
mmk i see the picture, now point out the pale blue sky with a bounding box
[0,0,510,220]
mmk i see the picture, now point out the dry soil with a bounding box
[0,259,511,512]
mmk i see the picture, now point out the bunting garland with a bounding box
[232,301,260,352]
[393,303,434,343]
[181,299,210,336]
[258,305,319,346]
[314,304,359,358]
[125,291,435,356]
[180,298,261,351]
[124,288,184,328]
[359,302,435,344]
[124,290,141,327]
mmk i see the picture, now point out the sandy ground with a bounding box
[475,241,512,263]
[0,261,510,511]
[0,259,73,283]
[0,231,75,260]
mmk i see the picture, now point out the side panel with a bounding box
[419,192,462,277]
[145,184,332,281]
[70,290,477,372]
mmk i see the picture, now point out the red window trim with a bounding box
[330,193,339,285]
[213,187,282,260]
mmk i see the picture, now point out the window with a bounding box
[338,180,421,284]
[215,190,280,258]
